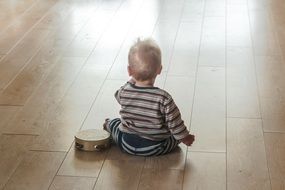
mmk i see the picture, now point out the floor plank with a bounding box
[3,57,86,135]
[144,145,187,171]
[3,151,65,190]
[183,152,226,190]
[227,118,271,190]
[0,27,51,90]
[81,80,122,131]
[167,21,202,77]
[0,0,104,92]
[61,8,115,57]
[181,0,204,22]
[190,67,226,152]
[255,55,285,132]
[31,64,109,151]
[93,160,144,190]
[260,97,285,133]
[199,17,225,67]
[255,55,285,99]
[162,2,202,75]
[249,10,282,56]
[0,106,19,131]
[0,42,61,105]
[0,135,35,189]
[49,176,96,190]
[264,133,285,190]
[226,6,252,47]
[159,0,184,21]
[0,0,36,33]
[226,47,261,118]
[204,0,225,17]
[153,20,180,72]
[0,0,56,55]
[58,144,107,177]
[138,168,184,190]
[106,145,146,161]
[0,0,92,105]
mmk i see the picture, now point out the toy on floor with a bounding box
[74,129,111,151]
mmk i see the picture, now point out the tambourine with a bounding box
[74,129,111,151]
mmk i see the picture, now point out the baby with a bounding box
[104,38,195,156]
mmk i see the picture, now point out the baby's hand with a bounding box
[181,134,195,146]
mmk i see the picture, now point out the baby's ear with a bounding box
[127,66,132,76]
[158,65,162,75]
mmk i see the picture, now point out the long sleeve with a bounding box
[114,89,121,104]
[114,82,130,104]
[163,97,189,140]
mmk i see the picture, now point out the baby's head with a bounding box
[128,38,162,83]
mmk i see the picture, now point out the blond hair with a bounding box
[128,38,161,81]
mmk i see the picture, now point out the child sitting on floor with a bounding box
[104,38,195,156]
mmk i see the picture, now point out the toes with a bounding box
[103,118,110,131]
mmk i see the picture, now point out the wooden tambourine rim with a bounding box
[74,129,111,151]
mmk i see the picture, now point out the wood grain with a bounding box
[138,168,184,190]
[3,57,86,135]
[255,55,285,132]
[167,14,201,75]
[227,118,271,190]
[31,64,108,151]
[58,145,107,177]
[93,160,144,190]
[81,80,122,131]
[183,152,226,190]
[226,10,251,47]
[0,28,51,90]
[144,145,187,170]
[0,106,19,131]
[190,67,226,152]
[0,42,61,105]
[226,47,261,118]
[199,17,225,67]
[264,133,285,190]
[106,145,146,161]
[49,176,96,190]
[0,0,36,33]
[0,0,86,105]
[0,0,56,55]
[0,135,35,189]
[3,151,65,190]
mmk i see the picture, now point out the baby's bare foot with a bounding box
[103,118,110,132]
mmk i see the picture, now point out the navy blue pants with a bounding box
[106,118,180,156]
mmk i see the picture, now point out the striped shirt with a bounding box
[115,81,190,141]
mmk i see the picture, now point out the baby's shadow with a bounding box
[95,145,187,190]
[143,145,187,170]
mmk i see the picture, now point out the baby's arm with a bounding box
[163,95,195,146]
[115,82,129,103]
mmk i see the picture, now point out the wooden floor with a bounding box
[0,0,285,189]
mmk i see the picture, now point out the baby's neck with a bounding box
[134,80,155,87]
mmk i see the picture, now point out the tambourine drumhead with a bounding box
[75,129,111,151]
